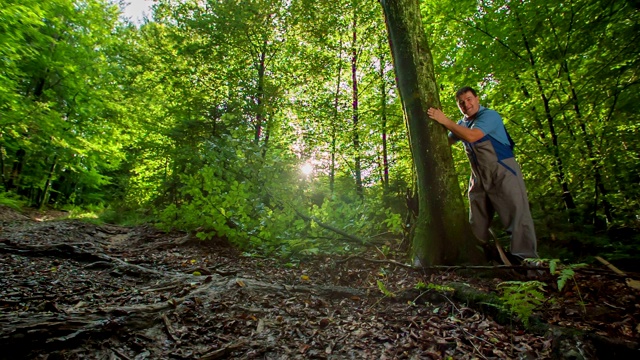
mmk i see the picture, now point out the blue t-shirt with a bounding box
[449,106,510,146]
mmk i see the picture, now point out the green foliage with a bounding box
[1,0,637,269]
[424,0,640,228]
[0,191,25,210]
[547,259,587,313]
[309,194,403,242]
[377,280,396,297]
[415,281,428,291]
[496,281,547,328]
[0,0,127,208]
[415,281,454,293]
[98,207,152,227]
[63,204,105,223]
[548,259,586,292]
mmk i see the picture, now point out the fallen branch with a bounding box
[335,255,542,272]
[335,255,415,269]
[291,207,367,245]
[595,256,626,276]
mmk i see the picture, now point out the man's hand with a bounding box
[427,107,449,125]
[427,107,485,143]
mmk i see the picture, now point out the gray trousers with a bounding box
[466,142,538,259]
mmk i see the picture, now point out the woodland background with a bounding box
[1,0,639,267]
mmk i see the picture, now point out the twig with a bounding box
[489,228,512,266]
[465,332,489,360]
[199,340,248,360]
[603,301,625,310]
[111,347,133,360]
[334,255,415,269]
[162,314,178,342]
[142,282,182,293]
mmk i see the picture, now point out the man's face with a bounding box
[456,91,480,118]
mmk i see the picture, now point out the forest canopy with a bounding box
[1,0,638,265]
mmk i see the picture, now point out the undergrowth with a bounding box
[496,280,547,328]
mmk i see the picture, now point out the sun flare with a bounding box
[300,163,313,175]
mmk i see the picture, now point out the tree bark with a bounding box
[351,1,363,197]
[254,43,267,145]
[380,0,485,266]
[330,36,344,194]
[39,155,58,209]
[7,148,26,191]
[379,36,390,190]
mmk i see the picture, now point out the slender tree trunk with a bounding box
[0,144,6,189]
[545,5,613,223]
[379,36,390,190]
[513,10,576,214]
[330,37,344,194]
[484,5,577,214]
[8,149,26,191]
[562,61,613,224]
[380,0,485,266]
[351,1,363,197]
[39,155,58,209]
[261,112,271,158]
[254,43,267,145]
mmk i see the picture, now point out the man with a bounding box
[427,86,538,261]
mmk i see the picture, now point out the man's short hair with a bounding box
[456,86,477,98]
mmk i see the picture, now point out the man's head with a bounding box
[455,86,480,118]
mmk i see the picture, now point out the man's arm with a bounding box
[427,108,485,143]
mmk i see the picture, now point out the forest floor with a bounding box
[0,206,639,360]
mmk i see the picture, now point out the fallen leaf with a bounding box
[299,344,311,354]
[236,280,245,287]
[325,344,333,354]
[625,278,640,290]
[301,275,310,281]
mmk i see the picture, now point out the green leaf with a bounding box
[377,280,395,297]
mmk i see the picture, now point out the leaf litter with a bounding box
[0,206,638,359]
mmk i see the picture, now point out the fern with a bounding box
[557,268,575,291]
[497,281,546,327]
[549,260,587,291]
[548,260,587,313]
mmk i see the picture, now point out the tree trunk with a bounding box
[39,155,58,209]
[330,37,344,194]
[379,36,390,190]
[7,148,26,191]
[562,61,613,224]
[254,42,267,145]
[351,2,363,197]
[261,111,271,158]
[0,143,6,189]
[513,9,577,215]
[380,0,485,266]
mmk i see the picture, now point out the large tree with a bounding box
[380,0,485,265]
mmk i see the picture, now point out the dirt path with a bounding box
[0,206,638,359]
